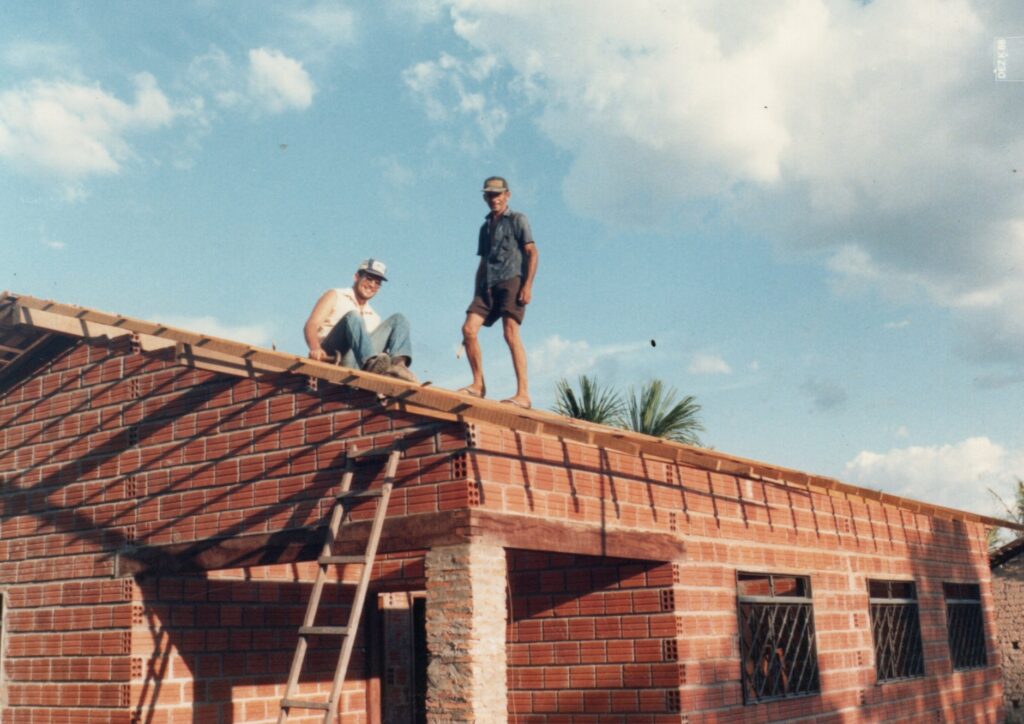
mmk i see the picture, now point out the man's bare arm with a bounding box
[303,289,337,361]
[518,242,538,305]
[474,257,487,294]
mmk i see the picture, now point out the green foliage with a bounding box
[619,379,704,445]
[553,377,705,446]
[553,375,623,424]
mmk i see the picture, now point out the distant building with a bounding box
[0,292,1014,722]
[992,536,1024,722]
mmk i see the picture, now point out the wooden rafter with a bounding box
[4,290,1021,533]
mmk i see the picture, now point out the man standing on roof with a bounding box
[460,176,539,408]
[304,259,418,383]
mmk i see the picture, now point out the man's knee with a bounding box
[462,316,482,340]
[340,310,365,331]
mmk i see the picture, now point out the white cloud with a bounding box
[844,437,1024,517]
[528,334,645,382]
[520,333,668,406]
[187,47,317,116]
[388,0,446,26]
[247,48,315,113]
[688,353,731,375]
[884,320,911,330]
[158,315,274,348]
[0,73,176,179]
[187,47,244,110]
[289,3,356,48]
[421,1,1024,365]
[2,41,76,73]
[403,51,507,145]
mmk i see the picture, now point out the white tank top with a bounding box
[317,287,382,340]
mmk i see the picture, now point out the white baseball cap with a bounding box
[357,258,388,281]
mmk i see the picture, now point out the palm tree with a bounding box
[619,379,704,445]
[553,375,624,424]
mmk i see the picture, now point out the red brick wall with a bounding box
[507,552,682,723]
[993,552,1024,722]
[129,554,425,723]
[0,334,1007,722]
[468,426,1004,722]
[0,337,456,722]
[3,580,135,724]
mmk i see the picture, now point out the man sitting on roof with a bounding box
[303,258,418,383]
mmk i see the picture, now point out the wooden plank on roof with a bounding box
[192,336,248,356]
[176,343,279,377]
[382,398,463,423]
[11,292,1019,533]
[138,335,176,352]
[18,306,133,341]
[591,433,641,457]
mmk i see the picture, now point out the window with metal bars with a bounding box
[943,582,987,670]
[868,580,924,682]
[736,572,820,704]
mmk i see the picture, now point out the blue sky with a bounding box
[3,1,1024,521]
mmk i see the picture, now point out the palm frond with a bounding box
[553,375,624,424]
[619,379,704,445]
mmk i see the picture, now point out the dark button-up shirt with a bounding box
[478,209,534,288]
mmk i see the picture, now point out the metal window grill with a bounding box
[737,573,820,704]
[868,580,924,682]
[944,583,987,670]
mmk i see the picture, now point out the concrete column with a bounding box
[425,543,507,722]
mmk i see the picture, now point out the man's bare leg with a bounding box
[502,315,530,408]
[460,312,487,397]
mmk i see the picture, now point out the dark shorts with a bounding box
[467,277,526,327]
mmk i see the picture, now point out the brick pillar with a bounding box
[425,544,507,722]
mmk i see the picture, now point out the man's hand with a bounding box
[517,284,532,306]
[309,348,328,362]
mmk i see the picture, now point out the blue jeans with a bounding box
[321,311,412,369]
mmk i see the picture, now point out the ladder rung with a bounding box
[281,698,330,711]
[337,488,383,501]
[299,625,350,636]
[320,555,366,565]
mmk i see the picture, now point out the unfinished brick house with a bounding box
[991,537,1024,722]
[0,291,1018,723]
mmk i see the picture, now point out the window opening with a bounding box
[736,572,820,703]
[943,582,987,670]
[868,580,925,682]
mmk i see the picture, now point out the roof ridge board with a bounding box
[10,292,1024,533]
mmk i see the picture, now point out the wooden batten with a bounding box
[4,290,1022,534]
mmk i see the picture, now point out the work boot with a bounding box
[361,353,391,375]
[387,358,419,383]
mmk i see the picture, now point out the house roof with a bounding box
[991,536,1024,568]
[3,290,1021,534]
